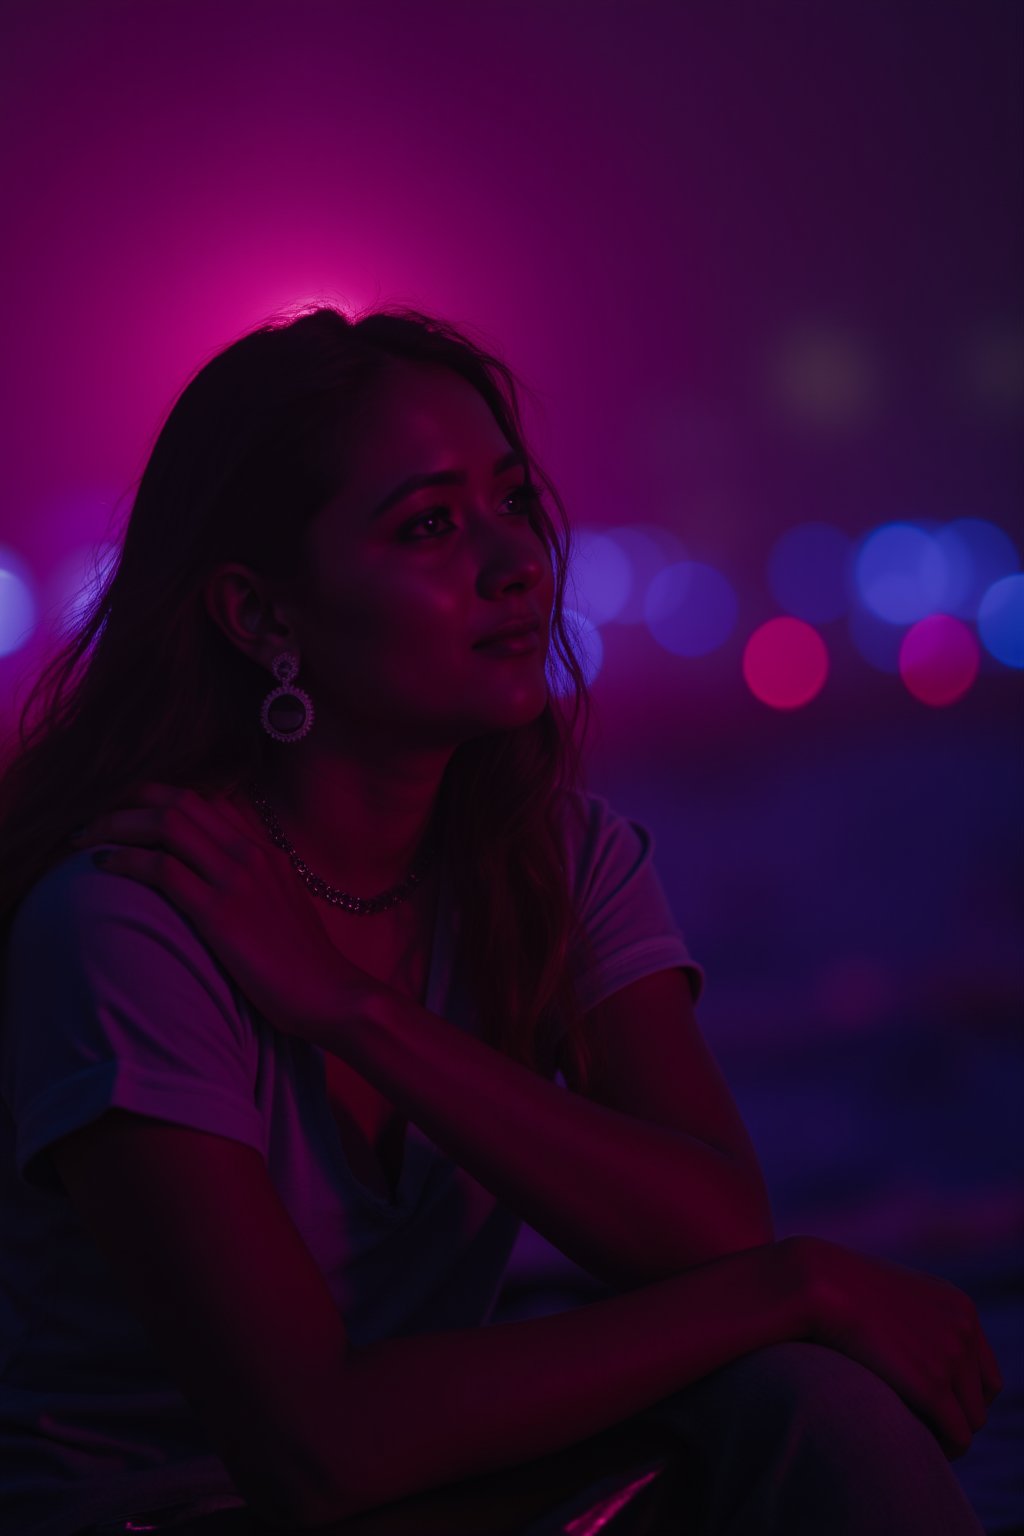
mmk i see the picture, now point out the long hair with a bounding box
[0,304,603,1093]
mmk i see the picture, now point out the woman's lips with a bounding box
[473,631,543,656]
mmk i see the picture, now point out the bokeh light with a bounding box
[812,953,898,1035]
[898,614,980,706]
[644,561,738,659]
[761,323,885,431]
[547,607,604,697]
[44,541,120,640]
[846,603,905,674]
[567,529,633,627]
[854,523,948,624]
[593,523,690,626]
[0,548,38,659]
[766,522,855,623]
[962,322,1024,416]
[977,574,1024,668]
[742,617,830,710]
[932,519,1020,620]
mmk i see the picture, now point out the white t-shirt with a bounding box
[0,789,705,1536]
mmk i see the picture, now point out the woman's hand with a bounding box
[785,1234,1004,1461]
[70,781,384,1046]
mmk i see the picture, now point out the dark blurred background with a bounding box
[1,2,1021,1529]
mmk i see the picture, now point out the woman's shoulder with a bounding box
[7,842,217,988]
[10,845,129,936]
[4,838,260,1066]
[557,786,641,867]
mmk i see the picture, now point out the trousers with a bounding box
[82,1342,987,1536]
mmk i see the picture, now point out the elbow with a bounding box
[684,1143,777,1261]
[591,1165,778,1294]
[613,1216,777,1295]
[689,1220,776,1271]
[720,1220,776,1258]
[725,1164,777,1252]
[676,1167,778,1272]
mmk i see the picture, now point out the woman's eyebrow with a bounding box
[370,449,526,521]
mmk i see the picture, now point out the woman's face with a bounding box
[286,361,556,753]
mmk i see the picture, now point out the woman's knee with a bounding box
[722,1341,898,1410]
[704,1341,938,1451]
[641,1345,982,1536]
[648,1342,966,1491]
[659,1341,985,1533]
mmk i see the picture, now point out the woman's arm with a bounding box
[300,1237,807,1529]
[52,1092,804,1534]
[315,983,773,1291]
[71,792,768,1285]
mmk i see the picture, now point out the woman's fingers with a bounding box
[153,784,266,869]
[72,781,376,1040]
[90,842,215,925]
[945,1315,998,1450]
[906,1374,974,1461]
[943,1412,974,1461]
[73,785,255,882]
[954,1354,988,1436]
[75,806,205,883]
[977,1322,1004,1402]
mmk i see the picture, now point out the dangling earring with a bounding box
[259,651,315,743]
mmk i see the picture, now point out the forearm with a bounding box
[301,1239,809,1527]
[318,984,773,1291]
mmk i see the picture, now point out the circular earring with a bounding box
[259,651,315,743]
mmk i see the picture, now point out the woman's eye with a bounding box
[404,484,540,539]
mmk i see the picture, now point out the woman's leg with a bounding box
[95,1341,986,1536]
[300,1412,680,1535]
[624,1339,987,1535]
[121,1414,679,1536]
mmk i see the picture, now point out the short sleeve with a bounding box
[561,792,706,1024]
[0,849,264,1194]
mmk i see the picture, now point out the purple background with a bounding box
[1,3,1021,1529]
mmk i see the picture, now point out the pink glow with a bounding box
[898,614,980,707]
[742,617,829,711]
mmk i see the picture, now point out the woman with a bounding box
[0,306,998,1535]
